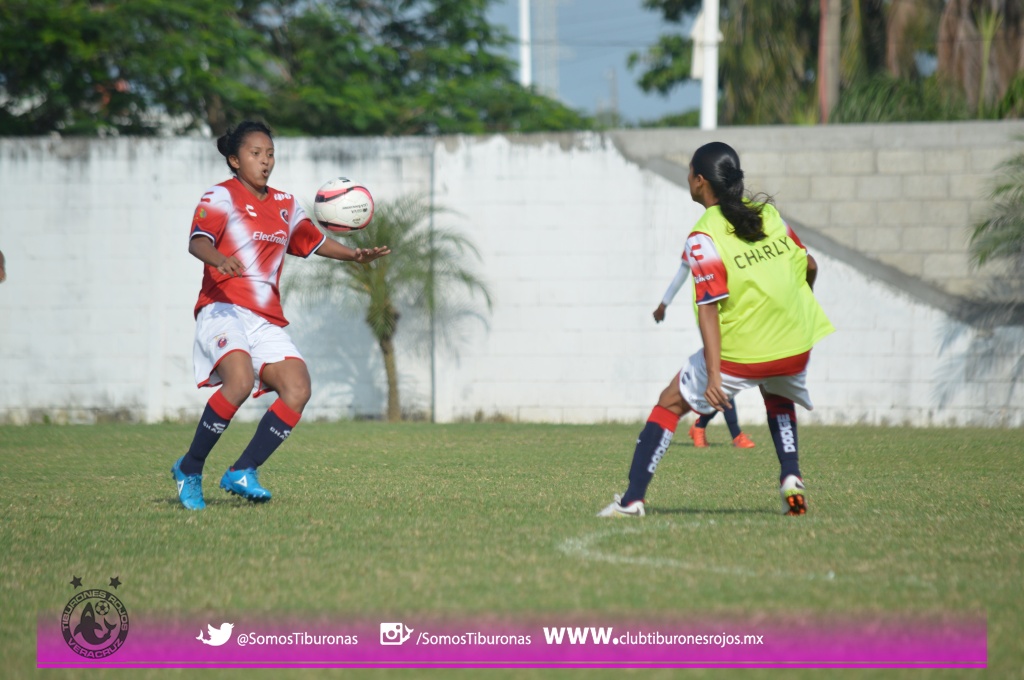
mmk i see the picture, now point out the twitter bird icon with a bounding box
[197,622,234,646]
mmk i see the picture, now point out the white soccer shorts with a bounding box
[193,302,305,398]
[677,349,814,415]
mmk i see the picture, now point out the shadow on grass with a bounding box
[650,507,776,516]
[151,496,263,509]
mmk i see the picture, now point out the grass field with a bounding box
[1,421,1021,679]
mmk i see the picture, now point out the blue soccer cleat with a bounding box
[171,456,206,510]
[219,467,272,503]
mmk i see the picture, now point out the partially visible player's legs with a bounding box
[180,352,252,475]
[689,410,714,447]
[763,388,805,515]
[720,398,740,438]
[173,351,253,510]
[691,398,753,448]
[221,359,309,502]
[722,398,755,448]
[598,375,690,517]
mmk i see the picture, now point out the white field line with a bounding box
[558,521,838,581]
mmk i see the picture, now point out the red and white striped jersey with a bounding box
[190,177,325,327]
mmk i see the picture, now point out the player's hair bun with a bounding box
[216,133,232,158]
[215,121,273,170]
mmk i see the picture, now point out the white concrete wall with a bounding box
[1,129,1021,427]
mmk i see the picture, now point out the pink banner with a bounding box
[38,615,987,669]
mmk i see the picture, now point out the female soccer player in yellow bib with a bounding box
[599,142,834,517]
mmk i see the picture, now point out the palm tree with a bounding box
[936,143,1024,409]
[292,194,492,421]
[969,147,1024,270]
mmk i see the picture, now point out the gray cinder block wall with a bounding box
[610,122,1024,303]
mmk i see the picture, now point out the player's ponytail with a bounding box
[216,121,273,172]
[691,142,772,243]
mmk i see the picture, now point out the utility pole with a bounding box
[519,0,532,87]
[699,0,720,131]
[605,67,619,124]
[818,0,841,123]
[534,0,560,99]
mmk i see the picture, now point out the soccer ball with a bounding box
[313,177,374,233]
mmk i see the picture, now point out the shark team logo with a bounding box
[61,577,129,658]
[197,622,235,646]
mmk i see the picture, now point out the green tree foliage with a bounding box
[630,0,819,125]
[0,0,269,135]
[630,0,1020,126]
[0,0,590,136]
[938,0,1024,116]
[292,195,492,421]
[261,0,589,135]
[830,74,971,123]
[970,147,1024,269]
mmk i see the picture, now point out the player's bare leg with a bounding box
[173,352,255,509]
[215,351,257,408]
[260,358,311,414]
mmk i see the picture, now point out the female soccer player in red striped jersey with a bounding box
[171,121,390,510]
[599,142,834,518]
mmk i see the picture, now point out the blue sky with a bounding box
[488,0,701,124]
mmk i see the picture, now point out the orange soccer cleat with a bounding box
[688,424,708,448]
[732,433,755,448]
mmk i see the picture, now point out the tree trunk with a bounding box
[379,335,401,421]
[819,0,841,122]
[885,0,919,78]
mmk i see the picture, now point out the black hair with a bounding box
[690,141,772,243]
[216,121,273,172]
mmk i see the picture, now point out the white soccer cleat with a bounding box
[780,475,807,515]
[597,494,645,518]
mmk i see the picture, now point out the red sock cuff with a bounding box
[763,394,796,419]
[208,390,239,421]
[269,399,302,428]
[648,405,680,433]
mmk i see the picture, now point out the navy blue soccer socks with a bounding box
[181,390,238,475]
[764,393,801,482]
[231,398,302,471]
[621,405,679,506]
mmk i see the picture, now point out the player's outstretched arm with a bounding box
[316,238,391,264]
[655,260,688,322]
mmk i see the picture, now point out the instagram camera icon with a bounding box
[380,622,413,645]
